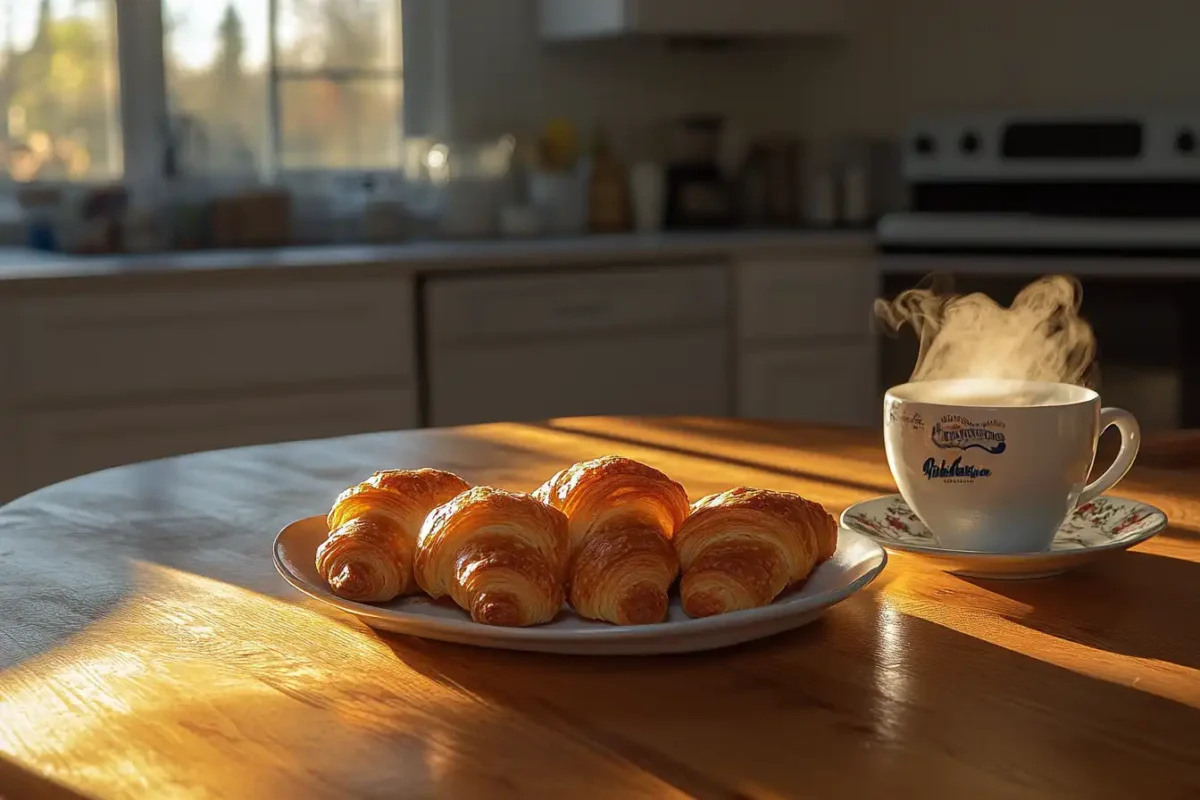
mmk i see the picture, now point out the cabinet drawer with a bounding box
[429,329,730,426]
[738,260,878,342]
[13,278,416,402]
[13,386,418,495]
[739,343,879,427]
[426,266,727,344]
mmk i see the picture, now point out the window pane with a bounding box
[164,1,403,174]
[277,0,400,71]
[279,77,401,169]
[164,0,269,173]
[0,0,121,181]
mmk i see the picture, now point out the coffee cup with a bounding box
[883,378,1140,554]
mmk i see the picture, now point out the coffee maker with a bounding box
[664,115,735,229]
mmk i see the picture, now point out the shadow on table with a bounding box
[960,548,1200,672]
[0,753,90,799]
[381,593,1200,800]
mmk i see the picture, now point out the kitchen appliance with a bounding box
[538,0,848,41]
[665,115,734,229]
[876,111,1200,430]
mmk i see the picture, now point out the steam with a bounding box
[875,274,1097,387]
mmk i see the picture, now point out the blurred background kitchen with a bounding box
[0,0,1197,501]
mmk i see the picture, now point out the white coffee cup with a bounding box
[883,378,1140,554]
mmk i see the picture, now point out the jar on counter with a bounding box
[800,139,840,228]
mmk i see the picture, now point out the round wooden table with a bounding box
[1,417,1197,799]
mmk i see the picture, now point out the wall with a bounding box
[415,0,804,146]
[788,0,1200,139]
[415,0,1200,145]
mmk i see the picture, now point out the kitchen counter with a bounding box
[8,224,1197,501]
[6,229,1200,290]
[0,230,882,502]
[0,230,873,288]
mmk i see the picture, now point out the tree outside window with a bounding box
[0,0,121,181]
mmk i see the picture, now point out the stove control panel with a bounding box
[904,111,1200,181]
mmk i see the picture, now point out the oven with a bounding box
[875,112,1200,432]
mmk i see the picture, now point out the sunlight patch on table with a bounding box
[882,579,1199,709]
[0,562,468,798]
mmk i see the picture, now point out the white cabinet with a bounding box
[1,273,419,501]
[736,258,880,427]
[429,330,730,426]
[15,387,418,496]
[738,259,877,343]
[426,266,730,426]
[740,345,877,427]
[12,277,415,402]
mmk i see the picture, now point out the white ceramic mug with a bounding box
[883,378,1140,553]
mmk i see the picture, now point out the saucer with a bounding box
[839,494,1167,580]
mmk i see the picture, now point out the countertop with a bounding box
[0,417,1195,798]
[0,230,873,287]
[5,229,1200,291]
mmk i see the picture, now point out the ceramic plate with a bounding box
[273,516,886,655]
[840,494,1167,580]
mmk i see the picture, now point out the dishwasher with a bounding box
[423,265,731,427]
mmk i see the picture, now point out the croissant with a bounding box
[316,468,471,602]
[535,456,688,625]
[414,486,570,626]
[674,487,837,618]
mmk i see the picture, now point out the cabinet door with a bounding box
[429,330,731,427]
[13,277,416,403]
[738,259,879,343]
[426,265,727,345]
[10,387,418,499]
[739,344,879,427]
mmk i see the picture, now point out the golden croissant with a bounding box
[316,468,471,602]
[414,486,571,627]
[535,456,689,625]
[674,487,837,618]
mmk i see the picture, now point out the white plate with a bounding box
[840,494,1167,580]
[273,516,887,655]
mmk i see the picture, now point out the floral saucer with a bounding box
[839,494,1167,579]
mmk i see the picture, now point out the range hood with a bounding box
[539,0,850,41]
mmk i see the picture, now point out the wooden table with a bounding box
[1,418,1197,799]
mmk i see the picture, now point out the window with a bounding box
[0,0,121,181]
[163,0,403,176]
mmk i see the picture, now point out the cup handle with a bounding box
[1077,407,1141,506]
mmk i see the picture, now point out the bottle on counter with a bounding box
[587,124,632,234]
[630,160,666,234]
[800,138,840,228]
[737,145,770,228]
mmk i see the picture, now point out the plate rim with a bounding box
[839,493,1168,561]
[273,515,887,643]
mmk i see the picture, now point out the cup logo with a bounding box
[922,456,992,482]
[931,415,1007,455]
